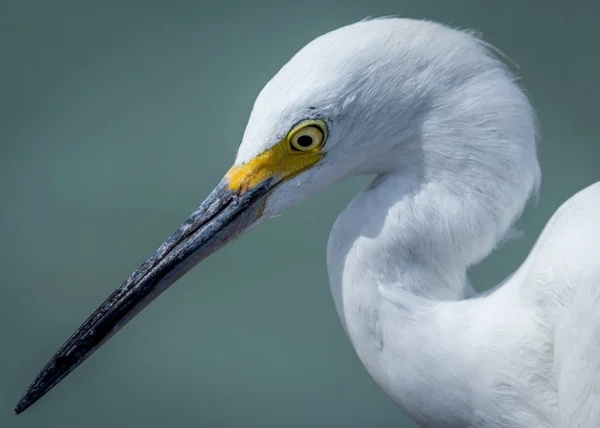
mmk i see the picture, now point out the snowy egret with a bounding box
[15,17,600,427]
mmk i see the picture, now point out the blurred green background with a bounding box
[1,1,598,427]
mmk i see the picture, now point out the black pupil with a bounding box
[297,135,314,148]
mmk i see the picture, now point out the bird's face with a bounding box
[226,117,330,221]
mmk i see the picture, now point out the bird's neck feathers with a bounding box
[325,150,540,423]
[327,123,540,306]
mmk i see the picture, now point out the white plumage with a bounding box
[16,17,600,427]
[239,18,600,427]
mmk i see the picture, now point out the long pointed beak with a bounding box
[15,175,275,414]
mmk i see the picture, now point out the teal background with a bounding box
[1,1,598,427]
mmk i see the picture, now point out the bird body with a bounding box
[16,17,600,428]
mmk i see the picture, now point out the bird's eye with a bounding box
[289,125,326,152]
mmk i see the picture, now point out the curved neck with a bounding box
[325,169,522,423]
[327,134,539,302]
[325,164,542,424]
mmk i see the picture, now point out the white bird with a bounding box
[15,17,600,427]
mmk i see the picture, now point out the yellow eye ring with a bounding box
[287,121,327,153]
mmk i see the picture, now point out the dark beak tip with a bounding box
[15,397,30,415]
[15,384,44,415]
